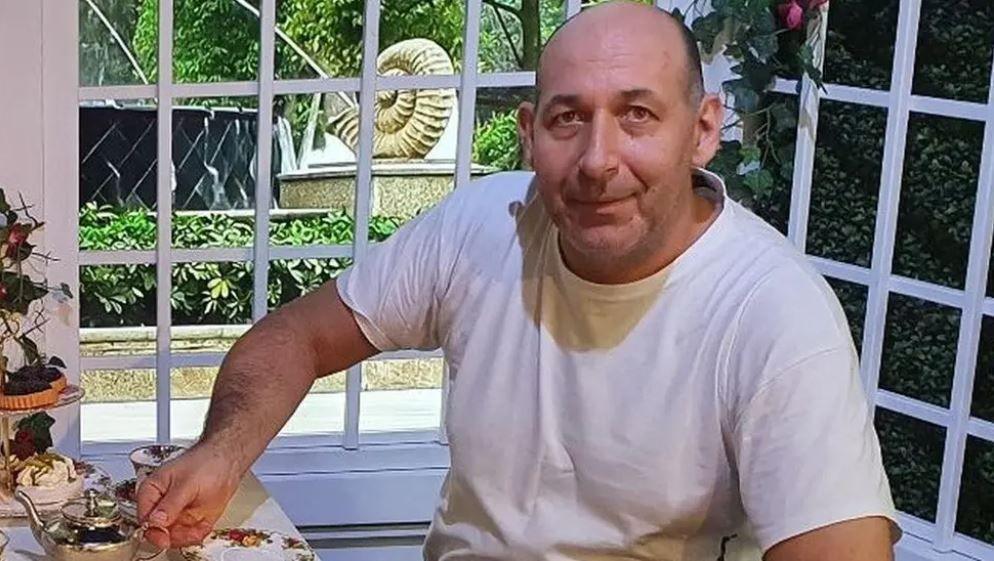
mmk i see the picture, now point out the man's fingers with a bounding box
[144,526,171,550]
[141,474,197,528]
[136,475,168,521]
[169,521,214,548]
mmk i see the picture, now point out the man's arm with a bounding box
[137,278,379,548]
[198,278,378,475]
[765,516,895,561]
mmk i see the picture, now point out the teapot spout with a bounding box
[14,489,44,532]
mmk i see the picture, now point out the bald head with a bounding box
[536,1,704,107]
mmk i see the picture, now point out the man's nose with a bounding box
[578,113,619,184]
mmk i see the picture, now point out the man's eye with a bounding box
[554,111,580,125]
[627,106,652,121]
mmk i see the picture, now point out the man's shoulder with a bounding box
[720,201,854,358]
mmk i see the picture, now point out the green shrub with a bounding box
[79,203,400,327]
[473,110,521,172]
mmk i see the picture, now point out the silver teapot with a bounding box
[15,488,163,561]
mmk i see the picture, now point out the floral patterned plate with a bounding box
[181,529,316,561]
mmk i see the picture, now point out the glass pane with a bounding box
[956,436,994,545]
[172,0,259,84]
[81,368,156,442]
[823,0,898,90]
[171,261,254,327]
[826,278,868,357]
[170,367,348,439]
[359,358,444,434]
[880,293,959,408]
[275,0,362,80]
[479,0,566,73]
[913,0,994,103]
[172,97,258,248]
[171,325,248,354]
[377,1,464,76]
[80,0,153,87]
[268,258,350,312]
[80,99,158,251]
[972,315,994,423]
[81,263,156,328]
[272,92,359,246]
[473,86,533,173]
[893,114,983,289]
[808,101,885,267]
[874,408,944,521]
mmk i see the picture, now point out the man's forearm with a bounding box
[197,309,320,474]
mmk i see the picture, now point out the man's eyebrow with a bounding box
[543,94,581,108]
[619,88,660,103]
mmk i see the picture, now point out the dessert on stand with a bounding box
[0,187,93,517]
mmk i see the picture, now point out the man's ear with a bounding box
[691,93,724,169]
[517,101,536,170]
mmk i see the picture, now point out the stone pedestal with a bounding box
[276,159,496,219]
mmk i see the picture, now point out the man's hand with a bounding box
[765,516,895,561]
[136,443,243,549]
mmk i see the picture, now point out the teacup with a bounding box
[129,443,187,485]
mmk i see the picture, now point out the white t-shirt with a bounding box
[337,169,901,561]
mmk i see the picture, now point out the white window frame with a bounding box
[30,0,994,556]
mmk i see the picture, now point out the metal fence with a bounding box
[79,102,283,211]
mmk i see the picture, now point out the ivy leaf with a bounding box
[743,168,776,198]
[724,78,761,113]
[47,356,66,368]
[18,412,55,452]
[60,282,74,300]
[18,336,41,365]
[771,102,798,132]
[692,12,725,55]
[740,144,762,166]
[747,34,779,63]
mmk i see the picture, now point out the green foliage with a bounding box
[136,0,261,84]
[79,204,400,327]
[473,110,521,171]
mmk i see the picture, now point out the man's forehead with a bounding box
[536,4,689,103]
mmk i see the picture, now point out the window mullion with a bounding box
[860,0,922,408]
[155,0,176,444]
[345,0,384,450]
[252,0,277,322]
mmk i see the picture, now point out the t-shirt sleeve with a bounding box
[335,202,454,352]
[731,344,902,552]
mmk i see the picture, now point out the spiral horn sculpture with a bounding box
[325,38,456,159]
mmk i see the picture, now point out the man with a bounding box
[137,2,901,559]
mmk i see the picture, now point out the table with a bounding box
[0,474,320,561]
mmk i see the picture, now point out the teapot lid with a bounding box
[61,489,122,528]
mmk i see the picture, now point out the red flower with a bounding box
[4,223,28,258]
[0,284,7,300]
[778,0,804,30]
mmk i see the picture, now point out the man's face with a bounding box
[518,22,720,262]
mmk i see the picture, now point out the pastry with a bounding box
[12,452,83,505]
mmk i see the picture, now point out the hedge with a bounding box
[79,203,400,327]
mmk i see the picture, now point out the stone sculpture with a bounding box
[324,38,456,160]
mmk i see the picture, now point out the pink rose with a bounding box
[778,0,804,30]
